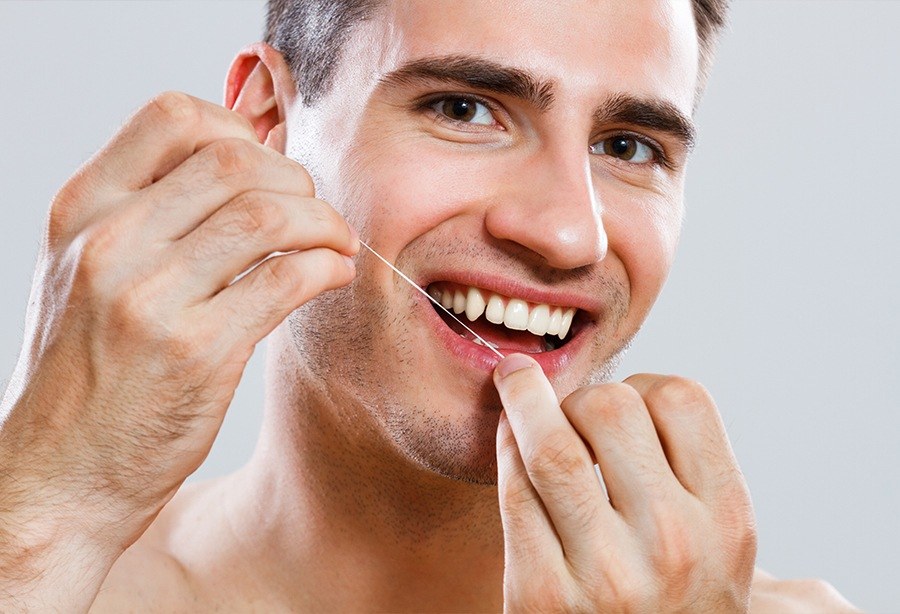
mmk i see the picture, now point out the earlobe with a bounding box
[225,43,295,150]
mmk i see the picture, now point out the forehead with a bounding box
[367,0,700,113]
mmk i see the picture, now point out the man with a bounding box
[0,0,859,611]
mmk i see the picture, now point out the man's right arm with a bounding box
[0,91,357,612]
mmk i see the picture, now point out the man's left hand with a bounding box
[493,353,757,612]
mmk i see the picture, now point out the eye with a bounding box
[589,136,655,163]
[430,97,495,125]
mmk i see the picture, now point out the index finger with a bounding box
[86,91,259,195]
[493,354,616,557]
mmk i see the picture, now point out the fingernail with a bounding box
[495,353,533,379]
[343,255,356,272]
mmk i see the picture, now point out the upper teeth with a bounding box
[429,284,576,340]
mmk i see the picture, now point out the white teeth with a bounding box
[527,304,550,336]
[485,294,505,324]
[503,299,529,330]
[452,289,466,314]
[429,283,579,344]
[559,308,575,340]
[547,308,562,336]
[465,287,486,321]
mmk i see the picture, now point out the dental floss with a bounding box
[358,240,506,359]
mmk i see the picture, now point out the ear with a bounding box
[225,42,296,152]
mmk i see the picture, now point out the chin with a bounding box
[384,395,504,486]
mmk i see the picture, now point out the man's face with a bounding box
[283,0,699,483]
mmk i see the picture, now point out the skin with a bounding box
[0,1,859,612]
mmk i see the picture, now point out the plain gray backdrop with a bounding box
[1,1,897,611]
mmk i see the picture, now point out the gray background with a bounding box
[1,1,896,611]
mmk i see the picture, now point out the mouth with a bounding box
[423,280,592,374]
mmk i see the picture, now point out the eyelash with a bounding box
[417,94,672,169]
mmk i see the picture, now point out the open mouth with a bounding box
[426,282,584,355]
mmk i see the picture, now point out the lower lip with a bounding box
[420,295,592,377]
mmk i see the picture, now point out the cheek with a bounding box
[341,136,504,252]
[606,188,683,314]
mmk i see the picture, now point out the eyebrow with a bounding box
[594,93,696,151]
[379,54,695,151]
[378,54,556,111]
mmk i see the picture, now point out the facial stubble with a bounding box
[286,243,633,487]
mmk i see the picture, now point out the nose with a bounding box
[484,147,607,269]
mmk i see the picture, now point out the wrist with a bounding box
[0,511,124,612]
[0,451,138,612]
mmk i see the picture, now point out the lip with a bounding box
[417,273,599,377]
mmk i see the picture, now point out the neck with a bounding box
[228,329,505,611]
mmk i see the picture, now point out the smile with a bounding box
[423,281,590,369]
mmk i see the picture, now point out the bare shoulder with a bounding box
[89,481,215,613]
[750,567,862,614]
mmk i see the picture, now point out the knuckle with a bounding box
[564,382,641,424]
[593,564,655,612]
[106,288,153,345]
[801,578,839,598]
[106,284,213,372]
[74,220,122,284]
[206,138,259,182]
[649,516,699,596]
[611,586,654,613]
[47,173,91,243]
[308,208,352,249]
[305,199,341,232]
[260,255,302,299]
[647,376,715,413]
[106,277,153,327]
[527,430,585,483]
[231,192,285,239]
[146,91,200,129]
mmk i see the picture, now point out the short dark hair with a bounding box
[265,0,729,106]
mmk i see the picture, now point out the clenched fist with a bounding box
[0,92,357,611]
[493,353,757,612]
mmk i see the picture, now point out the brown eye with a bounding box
[443,98,475,121]
[432,97,494,125]
[590,136,654,163]
[606,137,636,159]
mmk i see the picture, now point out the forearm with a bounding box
[0,409,126,614]
[0,510,119,613]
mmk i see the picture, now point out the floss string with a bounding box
[358,240,505,359]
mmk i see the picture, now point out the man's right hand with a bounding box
[0,91,357,611]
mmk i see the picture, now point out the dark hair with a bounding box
[265,0,729,106]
